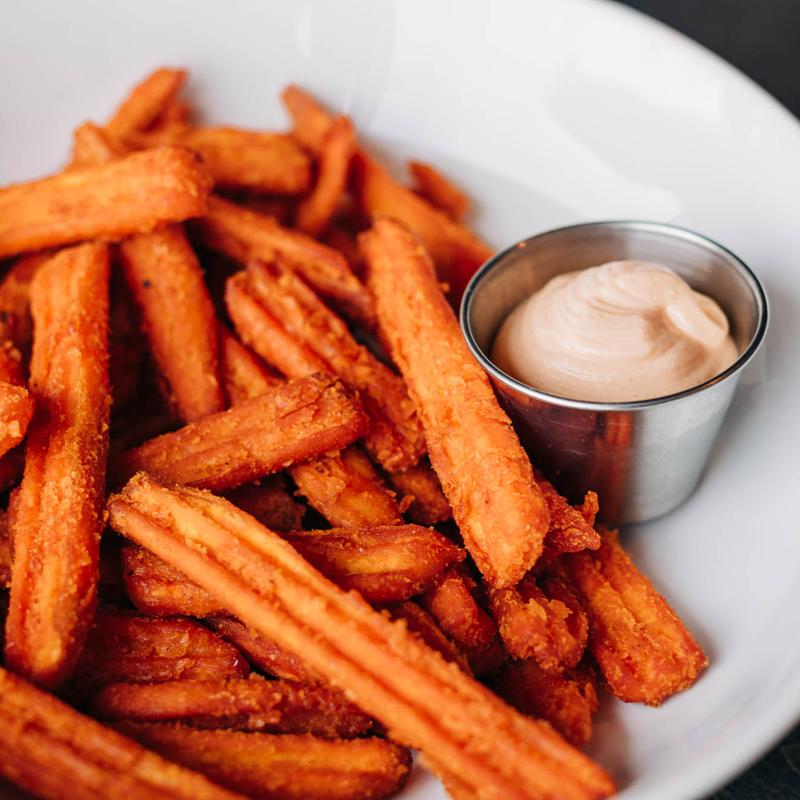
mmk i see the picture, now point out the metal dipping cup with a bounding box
[460,221,768,524]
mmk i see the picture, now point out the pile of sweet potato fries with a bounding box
[0,68,707,800]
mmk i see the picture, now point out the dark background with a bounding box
[616,3,800,798]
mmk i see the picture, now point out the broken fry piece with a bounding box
[409,160,470,221]
[361,218,549,588]
[0,666,241,800]
[91,676,373,738]
[558,531,708,705]
[120,225,224,422]
[4,243,111,689]
[107,474,614,800]
[116,374,368,491]
[282,84,338,155]
[117,723,411,800]
[0,146,212,259]
[540,477,601,553]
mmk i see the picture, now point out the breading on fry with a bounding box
[4,243,111,689]
[71,611,249,693]
[196,195,374,325]
[120,225,224,422]
[117,723,411,800]
[107,474,615,800]
[241,259,425,471]
[0,146,212,259]
[540,476,601,553]
[91,676,373,738]
[0,251,48,359]
[361,218,549,588]
[557,531,708,705]
[284,524,464,604]
[0,382,34,459]
[116,374,368,491]
[408,160,469,221]
[0,666,241,800]
[387,460,452,525]
[217,324,281,405]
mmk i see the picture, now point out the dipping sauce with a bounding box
[491,260,738,402]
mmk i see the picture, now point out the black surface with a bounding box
[616,4,800,798]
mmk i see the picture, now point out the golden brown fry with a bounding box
[218,324,281,405]
[296,116,356,236]
[0,666,242,800]
[388,460,452,525]
[282,84,336,155]
[91,676,373,738]
[243,259,424,471]
[361,219,548,588]
[197,195,374,325]
[284,524,463,604]
[0,382,33,459]
[120,225,224,422]
[489,574,588,674]
[409,160,469,221]
[225,477,306,533]
[116,374,368,491]
[117,723,411,800]
[557,531,708,705]
[70,121,126,167]
[4,243,111,689]
[0,146,212,259]
[107,474,614,800]
[421,566,506,676]
[323,224,364,277]
[540,476,601,553]
[493,660,599,746]
[0,251,50,358]
[105,67,187,142]
[71,611,249,692]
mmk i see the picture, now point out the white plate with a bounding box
[1,1,799,798]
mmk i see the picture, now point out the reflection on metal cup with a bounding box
[461,221,768,524]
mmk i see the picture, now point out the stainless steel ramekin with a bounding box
[460,221,768,524]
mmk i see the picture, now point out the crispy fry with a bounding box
[0,382,33,459]
[242,259,424,471]
[91,676,373,738]
[493,660,599,746]
[70,121,126,167]
[409,160,469,221]
[361,219,548,588]
[540,476,601,553]
[421,567,505,676]
[4,243,111,688]
[388,601,472,675]
[225,477,306,533]
[122,544,223,617]
[285,524,463,604]
[282,85,336,155]
[117,723,411,800]
[0,251,50,358]
[0,146,212,259]
[296,116,356,236]
[0,666,241,800]
[120,225,224,421]
[207,617,322,685]
[197,195,374,325]
[72,611,248,692]
[388,461,452,525]
[489,574,588,674]
[557,531,708,705]
[218,324,281,404]
[116,374,368,491]
[105,67,187,142]
[107,474,614,800]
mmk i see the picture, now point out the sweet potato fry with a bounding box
[197,195,374,325]
[0,511,10,589]
[489,574,588,674]
[540,476,601,553]
[282,85,336,155]
[284,524,463,604]
[70,121,126,167]
[120,225,224,421]
[4,243,111,689]
[0,666,241,800]
[91,676,373,738]
[105,67,187,142]
[361,219,549,588]
[0,382,33,459]
[409,160,469,221]
[0,251,50,358]
[224,477,306,533]
[388,460,452,525]
[107,474,614,800]
[557,531,708,705]
[122,544,223,617]
[296,116,356,236]
[217,324,281,404]
[388,601,472,675]
[116,374,368,491]
[242,259,424,471]
[0,146,212,259]
[71,611,248,692]
[117,723,411,800]
[493,660,599,746]
[421,567,505,676]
